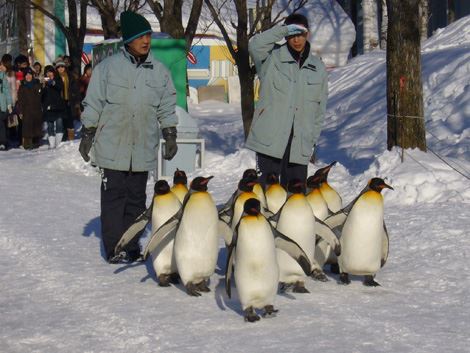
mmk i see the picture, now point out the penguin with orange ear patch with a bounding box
[315,161,342,213]
[171,169,188,203]
[337,178,393,286]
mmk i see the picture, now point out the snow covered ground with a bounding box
[1,16,469,353]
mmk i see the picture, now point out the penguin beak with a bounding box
[381,182,394,190]
[201,176,214,185]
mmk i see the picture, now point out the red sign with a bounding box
[187,51,197,65]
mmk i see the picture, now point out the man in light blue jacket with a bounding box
[79,11,178,263]
[246,13,328,189]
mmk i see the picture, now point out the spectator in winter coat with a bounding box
[79,63,92,102]
[17,67,43,149]
[246,13,328,188]
[42,65,66,148]
[1,54,17,104]
[79,11,178,264]
[33,61,44,83]
[55,60,80,141]
[0,59,13,150]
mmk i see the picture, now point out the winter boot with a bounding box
[48,136,56,149]
[67,128,75,141]
[55,133,64,147]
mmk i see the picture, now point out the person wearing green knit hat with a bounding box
[120,10,153,44]
[79,10,178,264]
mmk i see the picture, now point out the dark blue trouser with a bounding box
[256,131,307,191]
[47,118,64,136]
[100,169,148,260]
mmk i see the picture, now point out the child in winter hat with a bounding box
[120,11,152,44]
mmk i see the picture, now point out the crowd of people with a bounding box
[0,53,93,150]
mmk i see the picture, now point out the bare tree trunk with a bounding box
[380,0,388,49]
[386,0,426,151]
[419,0,429,42]
[363,0,379,52]
[17,1,29,54]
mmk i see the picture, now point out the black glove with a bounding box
[162,127,178,160]
[79,126,96,162]
[309,144,317,164]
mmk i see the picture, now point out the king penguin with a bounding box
[226,198,311,322]
[337,178,393,286]
[315,161,343,213]
[307,174,336,273]
[143,176,219,296]
[265,172,287,215]
[170,169,188,203]
[275,179,320,292]
[242,169,267,211]
[149,180,182,287]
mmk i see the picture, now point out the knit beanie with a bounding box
[120,11,152,44]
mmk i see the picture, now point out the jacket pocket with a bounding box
[145,79,164,106]
[250,99,273,146]
[106,77,128,104]
[306,74,322,101]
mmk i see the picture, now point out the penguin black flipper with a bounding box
[224,228,239,299]
[218,189,239,224]
[315,218,341,256]
[114,199,154,256]
[271,226,312,276]
[381,222,390,267]
[142,207,183,260]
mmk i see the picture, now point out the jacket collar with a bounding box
[121,48,154,69]
[279,42,313,67]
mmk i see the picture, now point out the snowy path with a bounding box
[1,147,469,353]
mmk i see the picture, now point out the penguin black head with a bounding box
[154,180,171,195]
[266,172,280,186]
[238,177,256,192]
[242,168,258,181]
[368,178,394,193]
[243,198,261,216]
[313,161,337,183]
[306,174,321,189]
[190,176,214,191]
[287,179,305,194]
[173,169,187,185]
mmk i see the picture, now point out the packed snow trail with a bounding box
[1,147,469,353]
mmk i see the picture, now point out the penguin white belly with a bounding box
[339,198,384,275]
[314,238,331,268]
[277,248,305,283]
[235,217,279,310]
[266,186,287,214]
[253,184,267,210]
[321,184,342,213]
[150,194,181,276]
[306,191,329,221]
[276,196,316,280]
[174,193,219,285]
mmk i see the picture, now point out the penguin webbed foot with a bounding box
[158,274,172,287]
[244,307,260,323]
[363,275,381,287]
[279,282,293,293]
[186,282,202,297]
[293,281,310,293]
[311,269,329,282]
[196,280,211,292]
[262,305,279,318]
[338,272,351,285]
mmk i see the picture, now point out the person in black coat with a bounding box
[42,65,66,148]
